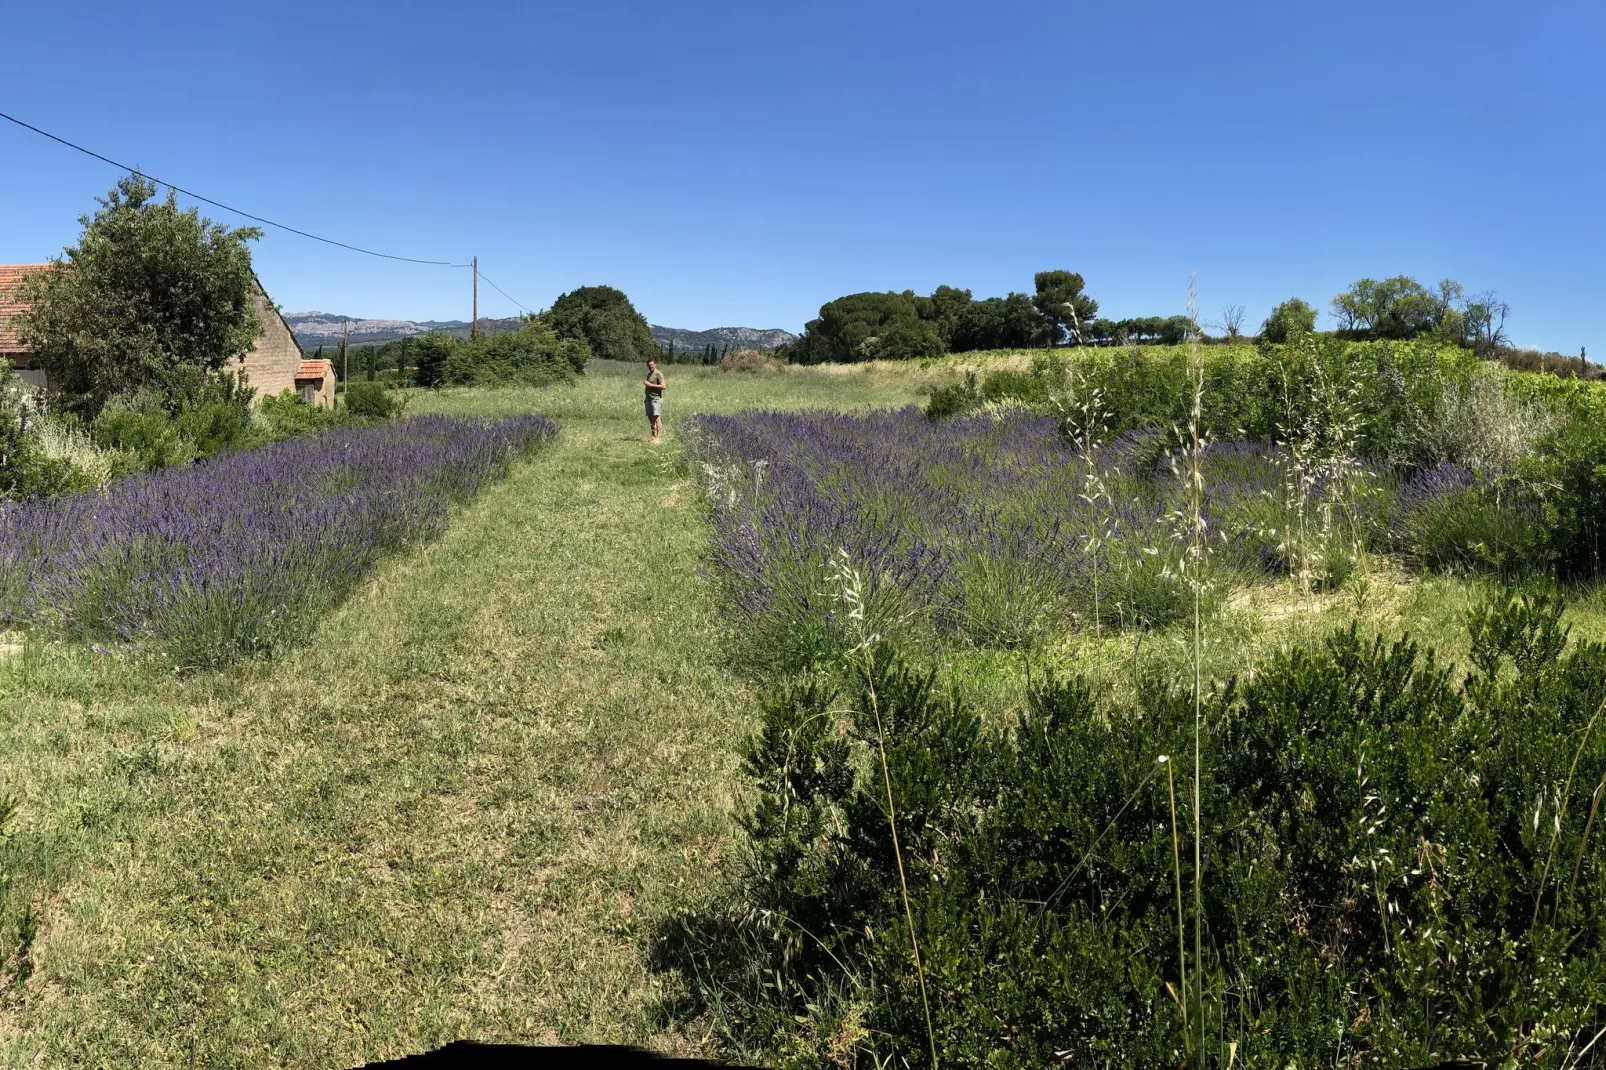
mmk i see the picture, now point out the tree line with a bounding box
[660,341,733,365]
[783,271,1525,364]
[783,271,1102,364]
[326,284,664,387]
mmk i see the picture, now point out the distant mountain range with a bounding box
[649,325,797,352]
[284,312,797,352]
[284,312,522,347]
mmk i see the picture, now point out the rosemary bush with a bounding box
[665,588,1606,1067]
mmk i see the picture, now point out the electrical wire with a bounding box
[1,109,547,318]
[0,109,471,267]
[474,269,537,315]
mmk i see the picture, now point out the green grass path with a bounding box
[0,384,771,1065]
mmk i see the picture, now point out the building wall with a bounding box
[297,374,336,407]
[9,361,47,389]
[235,284,305,400]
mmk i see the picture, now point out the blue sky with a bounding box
[3,1,1601,350]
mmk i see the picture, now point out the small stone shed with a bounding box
[294,358,337,406]
[0,264,309,401]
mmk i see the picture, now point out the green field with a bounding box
[0,362,933,1065]
[3,356,1606,1065]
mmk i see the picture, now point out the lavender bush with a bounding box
[0,414,556,668]
[684,408,1492,665]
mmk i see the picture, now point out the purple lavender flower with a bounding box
[0,414,556,668]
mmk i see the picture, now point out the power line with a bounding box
[1,110,547,322]
[475,269,537,315]
[0,109,471,268]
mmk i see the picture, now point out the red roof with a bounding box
[296,359,333,380]
[0,264,51,353]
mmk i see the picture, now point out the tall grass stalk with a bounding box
[1536,690,1606,927]
[1185,277,1208,1063]
[829,549,938,1069]
[1163,754,1188,1042]
[1567,773,1606,903]
[1063,365,1114,641]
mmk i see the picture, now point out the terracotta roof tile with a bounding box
[0,264,51,353]
[296,359,333,380]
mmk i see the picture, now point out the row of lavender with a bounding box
[0,414,557,668]
[684,408,1471,666]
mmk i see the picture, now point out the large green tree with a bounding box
[16,174,264,410]
[1032,270,1099,346]
[1330,276,1444,340]
[792,292,944,364]
[543,285,656,363]
[950,293,1042,352]
[410,332,454,387]
[919,284,974,349]
[1259,298,1318,343]
[1328,275,1509,350]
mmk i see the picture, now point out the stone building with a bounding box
[0,265,323,404]
[294,358,337,406]
[0,264,49,388]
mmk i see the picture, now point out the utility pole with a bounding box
[472,256,478,340]
[342,319,349,404]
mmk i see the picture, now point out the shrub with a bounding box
[1401,475,1545,575]
[665,590,1606,1067]
[1425,364,1561,474]
[0,413,77,502]
[1495,345,1602,381]
[411,332,453,387]
[89,370,256,470]
[1257,298,1318,343]
[258,390,348,438]
[343,381,407,420]
[0,370,80,501]
[1525,414,1606,576]
[440,326,589,387]
[922,338,1474,470]
[28,414,132,489]
[91,398,200,470]
[922,371,981,418]
[719,348,786,374]
[979,367,1048,404]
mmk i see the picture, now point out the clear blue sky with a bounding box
[3,0,1602,350]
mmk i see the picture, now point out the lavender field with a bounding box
[0,414,556,668]
[685,407,1469,666]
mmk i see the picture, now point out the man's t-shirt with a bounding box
[645,370,665,399]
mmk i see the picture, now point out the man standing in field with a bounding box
[644,358,667,444]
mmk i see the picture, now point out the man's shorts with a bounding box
[646,395,663,419]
